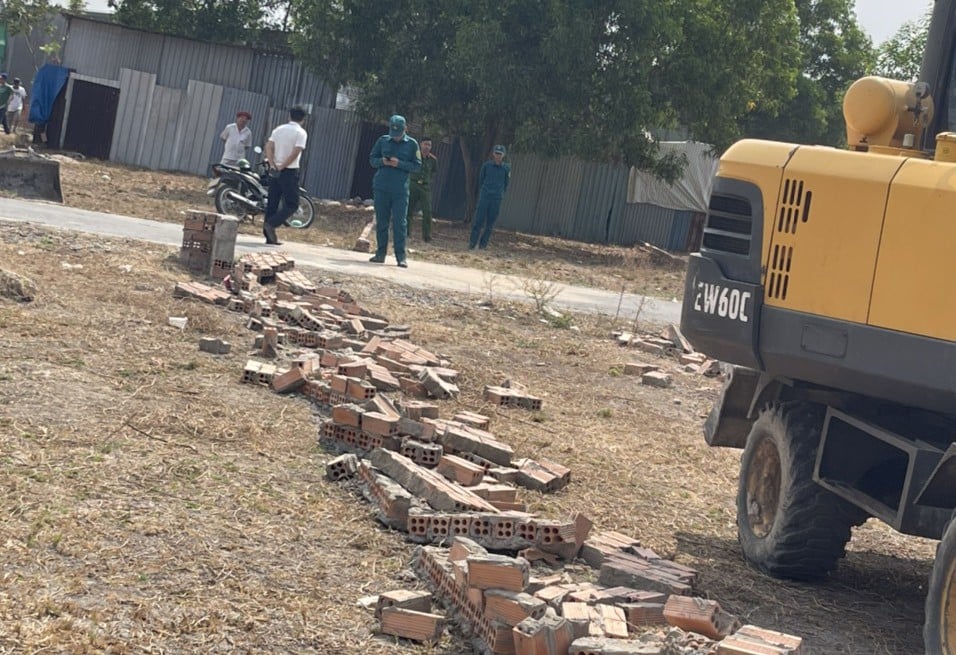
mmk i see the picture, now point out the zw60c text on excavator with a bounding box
[680,1,956,653]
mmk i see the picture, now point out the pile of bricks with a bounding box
[171,257,803,655]
[615,324,722,381]
[401,537,802,654]
[179,210,238,279]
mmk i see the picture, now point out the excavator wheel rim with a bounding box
[745,436,781,539]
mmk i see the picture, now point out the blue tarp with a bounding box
[29,64,70,125]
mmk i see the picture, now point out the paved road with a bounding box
[0,197,683,326]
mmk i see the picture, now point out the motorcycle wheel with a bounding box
[215,184,254,222]
[286,194,316,229]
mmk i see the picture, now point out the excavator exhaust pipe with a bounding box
[0,150,63,203]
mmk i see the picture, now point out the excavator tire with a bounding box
[737,402,866,581]
[925,517,956,655]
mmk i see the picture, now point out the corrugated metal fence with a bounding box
[429,142,701,249]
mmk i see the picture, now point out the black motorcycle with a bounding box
[207,148,316,229]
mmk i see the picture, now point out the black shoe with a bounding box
[264,224,281,245]
[369,255,385,263]
[397,260,408,268]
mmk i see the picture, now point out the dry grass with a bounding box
[0,220,937,653]
[35,150,687,299]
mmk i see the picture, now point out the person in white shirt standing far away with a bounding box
[7,78,27,135]
[262,106,308,246]
[219,110,252,167]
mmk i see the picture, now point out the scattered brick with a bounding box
[400,439,443,467]
[514,457,571,492]
[717,625,803,654]
[326,453,359,481]
[484,385,543,410]
[439,424,515,467]
[661,323,694,353]
[198,337,231,354]
[362,411,400,437]
[375,589,433,619]
[641,370,673,388]
[399,376,429,398]
[663,595,740,640]
[466,554,530,592]
[623,362,659,376]
[513,608,575,655]
[599,554,694,596]
[420,367,460,399]
[379,606,446,643]
[436,454,486,486]
[331,403,363,427]
[453,410,491,430]
[399,400,440,420]
[484,589,547,627]
[568,636,666,654]
[271,366,307,393]
[620,601,667,629]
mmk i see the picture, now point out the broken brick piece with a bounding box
[663,595,740,640]
[375,589,433,619]
[271,366,307,393]
[717,625,803,654]
[326,453,359,481]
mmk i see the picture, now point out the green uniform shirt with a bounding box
[0,85,12,110]
[410,154,438,192]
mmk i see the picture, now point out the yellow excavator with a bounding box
[680,2,956,652]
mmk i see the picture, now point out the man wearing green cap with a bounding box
[469,145,511,250]
[369,115,422,267]
[406,136,438,242]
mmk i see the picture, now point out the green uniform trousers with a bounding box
[406,184,433,242]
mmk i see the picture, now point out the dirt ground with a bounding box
[0,201,938,655]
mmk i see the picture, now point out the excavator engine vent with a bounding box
[767,178,812,300]
[701,193,752,256]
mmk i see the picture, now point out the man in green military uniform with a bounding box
[0,75,12,135]
[406,136,438,242]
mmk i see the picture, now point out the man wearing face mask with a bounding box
[368,115,422,268]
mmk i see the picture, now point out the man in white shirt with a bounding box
[219,111,252,167]
[262,106,308,245]
[6,78,27,135]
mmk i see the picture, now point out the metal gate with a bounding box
[62,80,120,159]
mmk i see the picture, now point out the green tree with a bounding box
[743,0,873,147]
[1,0,85,70]
[873,10,931,82]
[291,0,801,215]
[106,0,292,44]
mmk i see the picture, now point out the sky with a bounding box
[854,0,933,44]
